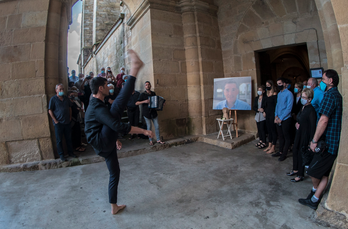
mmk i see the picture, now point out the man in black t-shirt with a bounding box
[136,81,165,145]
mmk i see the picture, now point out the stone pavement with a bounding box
[0,141,328,229]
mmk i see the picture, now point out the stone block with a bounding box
[7,14,22,29]
[154,87,171,101]
[201,48,222,61]
[7,139,41,164]
[18,0,49,13]
[173,25,183,36]
[0,142,9,165]
[0,30,13,46]
[268,0,287,17]
[242,10,263,28]
[0,1,18,16]
[242,53,255,70]
[155,74,177,86]
[283,21,297,34]
[271,35,284,47]
[152,34,183,47]
[30,42,45,60]
[197,24,212,37]
[151,9,182,24]
[1,78,45,99]
[234,55,242,71]
[237,23,249,35]
[170,86,187,101]
[332,0,348,25]
[12,61,36,79]
[35,60,44,77]
[260,38,272,49]
[0,63,11,81]
[257,27,269,39]
[185,60,200,73]
[13,27,46,44]
[0,99,14,118]
[188,116,203,135]
[295,30,309,43]
[160,101,179,120]
[14,96,43,116]
[187,86,202,101]
[269,23,283,37]
[183,24,196,36]
[283,0,297,14]
[196,11,212,25]
[173,49,185,60]
[200,36,216,48]
[0,118,22,142]
[153,60,180,74]
[180,61,187,74]
[252,0,276,21]
[284,33,295,45]
[0,16,6,30]
[185,36,197,47]
[39,137,54,160]
[181,12,195,24]
[297,0,313,15]
[185,47,199,60]
[326,163,348,213]
[151,20,173,35]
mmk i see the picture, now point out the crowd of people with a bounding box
[253,70,342,210]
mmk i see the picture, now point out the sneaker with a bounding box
[298,198,319,210]
[272,152,282,157]
[307,190,316,199]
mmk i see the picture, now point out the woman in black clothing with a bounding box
[287,88,316,182]
[290,82,303,145]
[253,85,267,149]
[263,80,278,154]
[68,91,85,152]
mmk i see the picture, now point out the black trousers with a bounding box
[266,115,277,145]
[256,120,267,143]
[98,76,135,204]
[292,138,304,176]
[127,107,139,127]
[276,118,292,157]
[71,122,82,149]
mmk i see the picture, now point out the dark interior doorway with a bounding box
[256,44,310,87]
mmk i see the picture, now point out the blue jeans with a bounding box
[144,116,160,142]
[54,123,74,159]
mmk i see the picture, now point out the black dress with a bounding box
[292,104,317,176]
[291,95,303,144]
[263,94,278,145]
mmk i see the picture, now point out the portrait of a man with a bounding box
[213,77,252,110]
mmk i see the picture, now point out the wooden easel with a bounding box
[229,110,239,138]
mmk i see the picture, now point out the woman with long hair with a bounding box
[253,85,267,149]
[263,80,278,154]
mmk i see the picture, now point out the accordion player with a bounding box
[148,96,166,111]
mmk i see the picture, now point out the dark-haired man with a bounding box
[272,77,294,161]
[215,80,251,110]
[85,50,153,215]
[299,69,342,210]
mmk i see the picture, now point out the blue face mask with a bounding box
[320,81,327,91]
[101,71,105,74]
[58,91,64,96]
[294,88,299,93]
[301,98,308,105]
[307,85,311,89]
[109,89,114,94]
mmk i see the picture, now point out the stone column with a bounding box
[179,0,223,135]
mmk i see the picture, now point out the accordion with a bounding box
[148,96,166,111]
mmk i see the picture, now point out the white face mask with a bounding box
[257,91,262,96]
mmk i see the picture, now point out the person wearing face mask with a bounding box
[68,91,86,153]
[299,69,342,210]
[75,73,85,91]
[306,77,324,120]
[263,80,278,154]
[287,88,316,182]
[104,84,118,110]
[48,84,77,161]
[290,82,304,147]
[81,72,94,112]
[273,77,294,161]
[253,86,267,149]
[116,67,125,90]
[98,67,106,78]
[302,80,308,90]
[69,70,78,83]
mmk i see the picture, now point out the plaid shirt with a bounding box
[318,87,342,155]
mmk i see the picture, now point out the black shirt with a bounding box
[138,91,157,119]
[104,93,118,110]
[48,95,72,125]
[84,97,131,154]
[264,94,277,118]
[127,91,140,110]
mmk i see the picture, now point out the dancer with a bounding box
[85,50,153,214]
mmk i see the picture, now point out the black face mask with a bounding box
[266,86,272,91]
[278,85,284,91]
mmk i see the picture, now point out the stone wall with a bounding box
[81,0,94,65]
[216,0,327,131]
[0,0,60,165]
